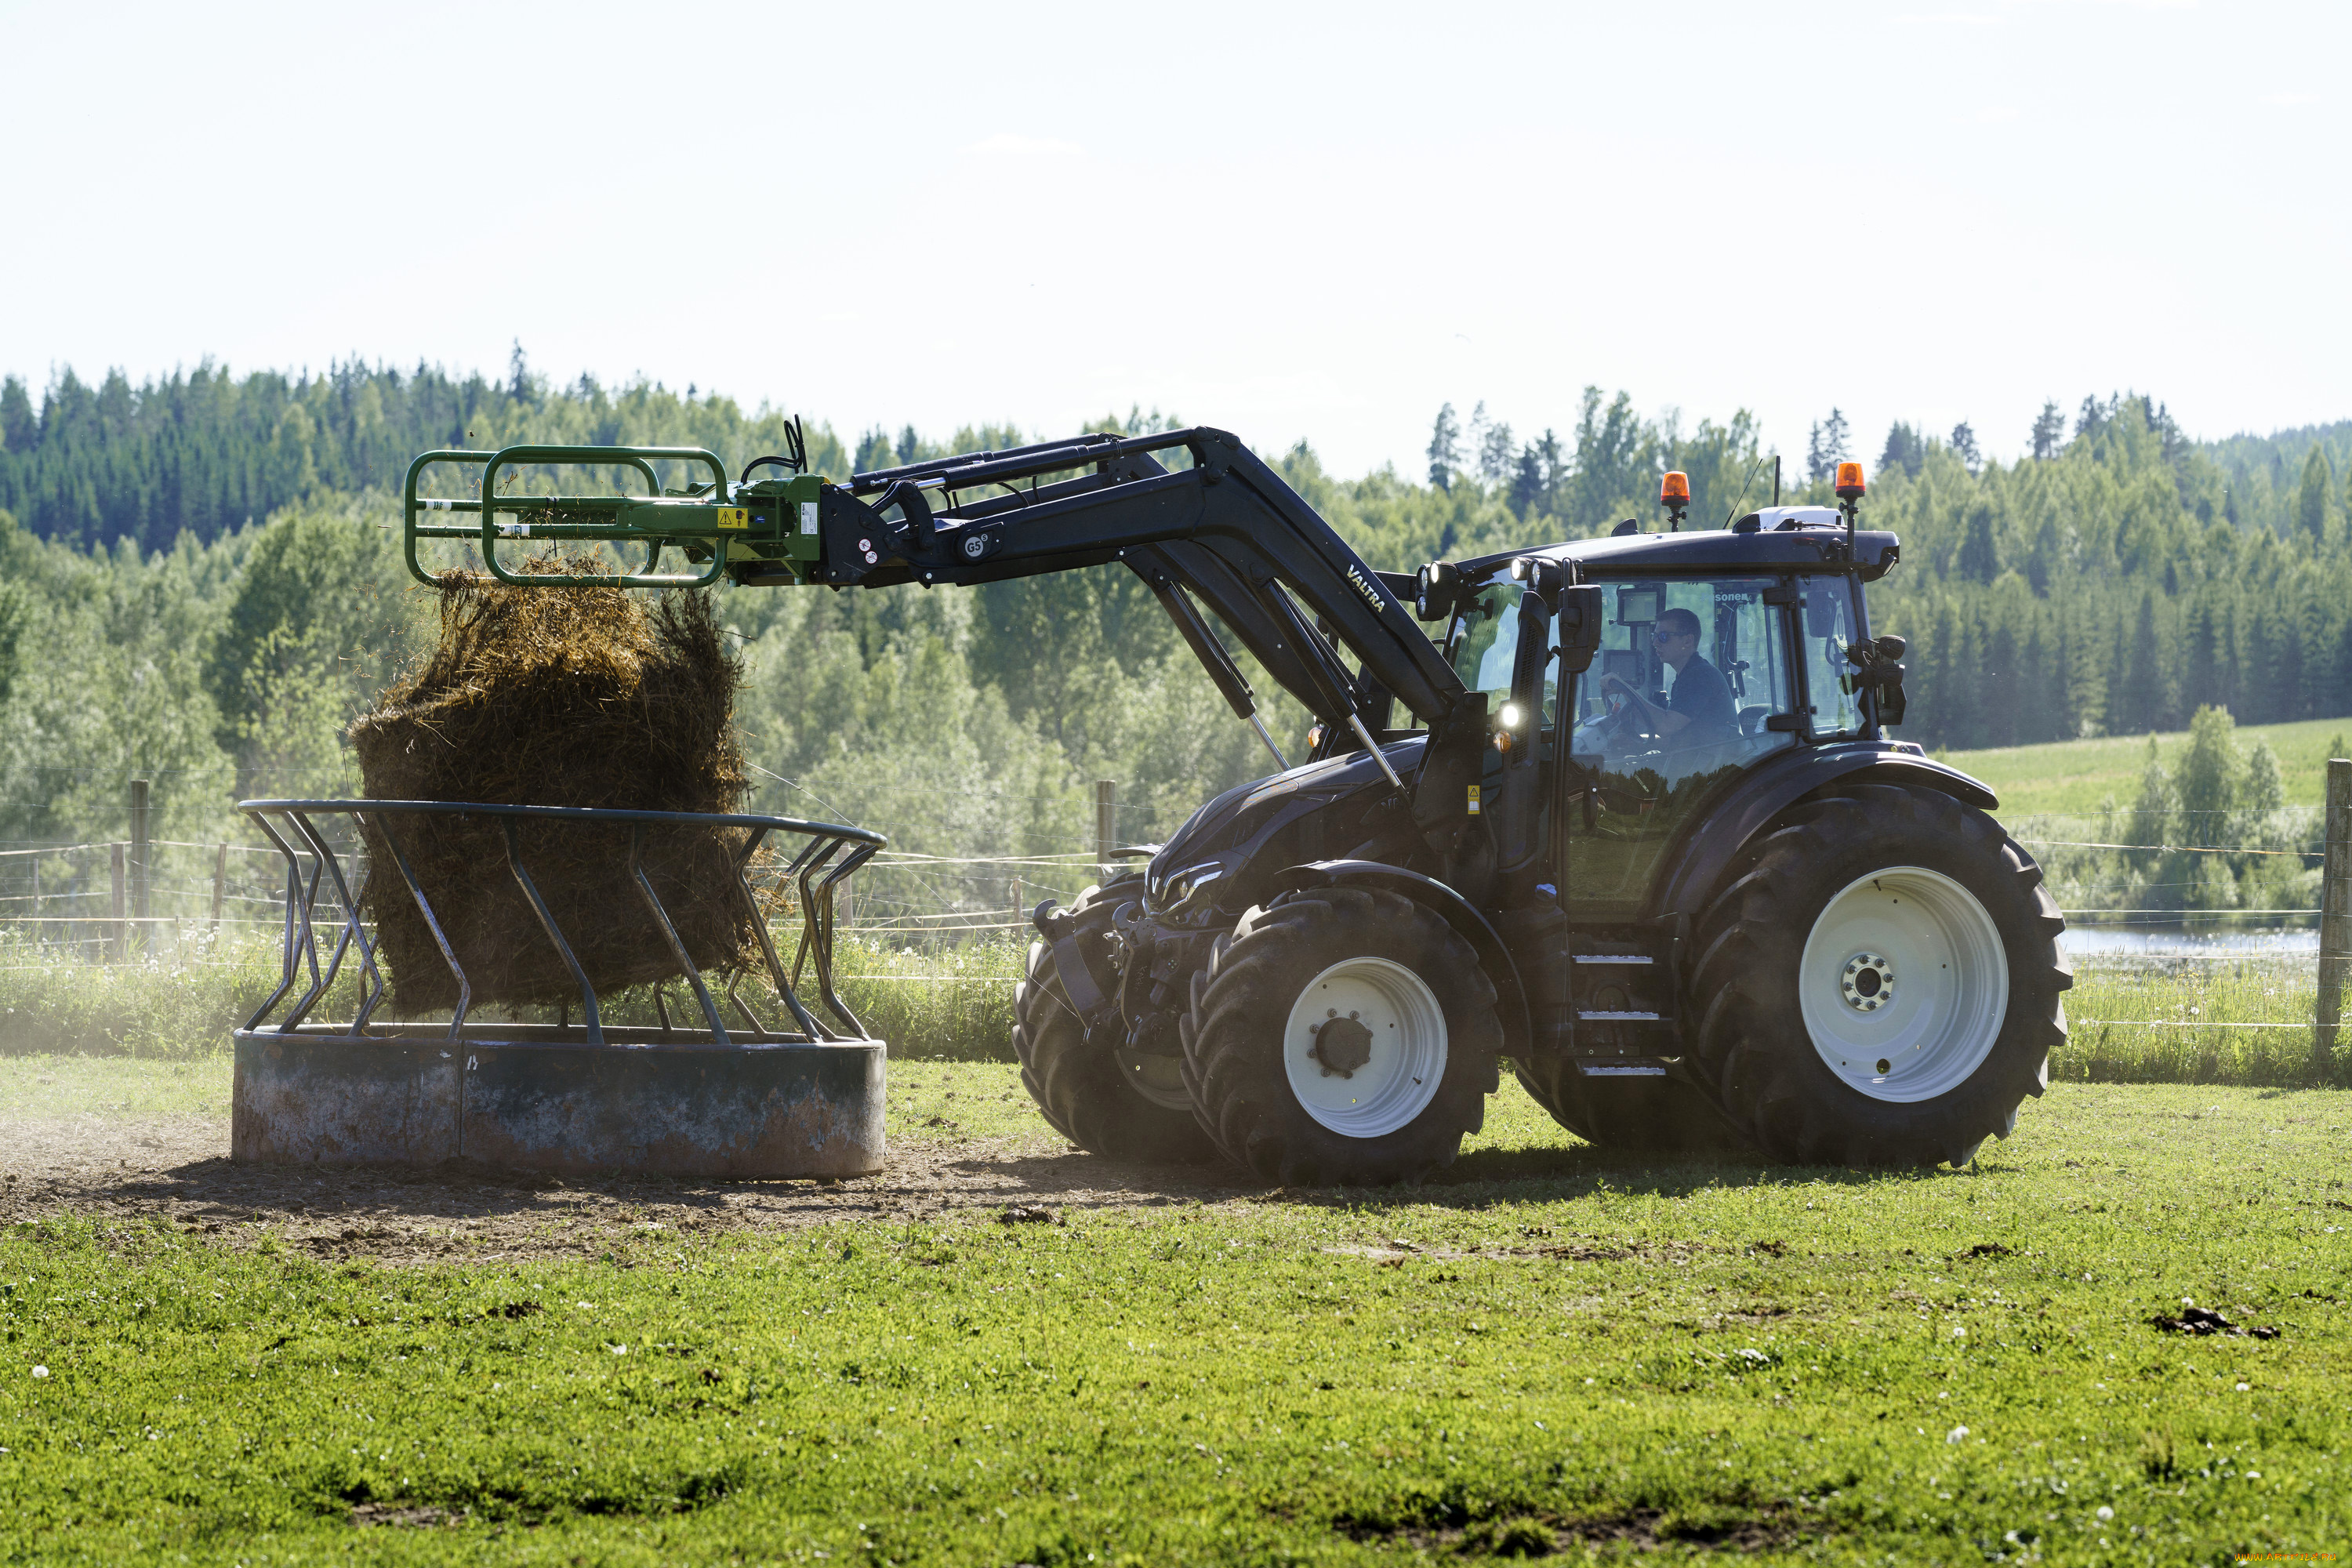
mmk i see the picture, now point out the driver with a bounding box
[1599,607,1736,745]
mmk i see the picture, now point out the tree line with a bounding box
[2,355,2349,870]
[1422,391,2352,750]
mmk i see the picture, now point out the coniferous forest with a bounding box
[2,355,2348,861]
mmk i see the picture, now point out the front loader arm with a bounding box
[401,426,1472,768]
[806,426,1468,734]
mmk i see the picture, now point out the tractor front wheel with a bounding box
[1012,884,1219,1165]
[1181,887,1499,1185]
[1688,783,2069,1167]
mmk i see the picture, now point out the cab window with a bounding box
[1799,580,1867,738]
[1446,584,1557,722]
[1571,577,1796,741]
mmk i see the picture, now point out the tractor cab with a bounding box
[1432,507,1897,924]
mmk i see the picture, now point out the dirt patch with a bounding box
[2149,1305,2281,1339]
[1337,1502,1802,1555]
[0,1113,1256,1261]
[350,1503,468,1528]
[1323,1238,1689,1266]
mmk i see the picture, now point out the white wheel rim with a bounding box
[1798,866,2009,1104]
[1282,956,1447,1137]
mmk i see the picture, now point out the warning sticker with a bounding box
[715,507,750,531]
[1467,784,1482,815]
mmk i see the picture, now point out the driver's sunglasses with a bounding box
[1650,628,1691,645]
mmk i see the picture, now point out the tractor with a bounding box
[404,426,2069,1181]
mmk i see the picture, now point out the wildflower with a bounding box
[30,1366,48,1380]
[1952,1325,1966,1338]
[1946,1425,1969,1443]
[2096,1505,2114,1522]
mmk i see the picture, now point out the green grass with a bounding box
[2,1071,2347,1564]
[0,934,287,1059]
[1937,714,2352,818]
[4,937,2338,1087]
[0,935,1023,1065]
[2063,959,2332,1087]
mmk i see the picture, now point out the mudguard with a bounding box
[1269,859,1532,1059]
[1647,744,2002,922]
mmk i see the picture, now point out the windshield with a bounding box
[1446,583,1556,720]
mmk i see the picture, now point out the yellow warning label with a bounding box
[715,506,750,530]
[1467,784,1481,815]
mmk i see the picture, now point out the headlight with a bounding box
[1169,863,1225,906]
[1499,702,1524,729]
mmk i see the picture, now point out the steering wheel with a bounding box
[1577,698,1646,758]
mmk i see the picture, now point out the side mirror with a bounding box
[1414,560,1462,622]
[1554,585,1603,674]
[1875,634,1907,660]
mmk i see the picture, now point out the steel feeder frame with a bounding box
[230,800,887,1178]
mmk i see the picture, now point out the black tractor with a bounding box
[407,427,2071,1181]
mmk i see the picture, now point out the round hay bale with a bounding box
[349,563,761,1014]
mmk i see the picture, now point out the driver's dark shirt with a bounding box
[1665,653,1737,738]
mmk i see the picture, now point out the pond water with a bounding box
[2056,924,2318,958]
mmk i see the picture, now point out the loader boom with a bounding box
[811,426,1467,734]
[408,426,1472,748]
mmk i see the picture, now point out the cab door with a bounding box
[1443,580,1556,898]
[1554,575,1798,920]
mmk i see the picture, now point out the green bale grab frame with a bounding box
[403,444,826,590]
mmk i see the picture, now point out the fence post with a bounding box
[110,842,129,964]
[2318,757,2351,1073]
[129,777,151,958]
[1094,779,1118,884]
[212,843,228,936]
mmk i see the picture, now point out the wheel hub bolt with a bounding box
[1840,952,1895,1013]
[1307,1014,1375,1078]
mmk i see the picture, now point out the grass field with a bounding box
[2,935,2338,1087]
[2,1060,2346,1566]
[1936,714,2352,818]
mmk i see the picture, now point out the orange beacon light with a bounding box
[1835,461,1867,500]
[1659,470,1691,531]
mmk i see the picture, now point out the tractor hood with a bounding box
[1145,736,1426,915]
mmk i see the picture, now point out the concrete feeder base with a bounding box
[232,1029,886,1178]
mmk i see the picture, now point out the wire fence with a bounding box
[2,773,2346,1082]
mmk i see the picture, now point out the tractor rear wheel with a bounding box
[1688,783,2069,1167]
[1012,882,1218,1165]
[1512,1058,1747,1156]
[1180,887,1498,1185]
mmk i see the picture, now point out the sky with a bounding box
[2,0,2343,478]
